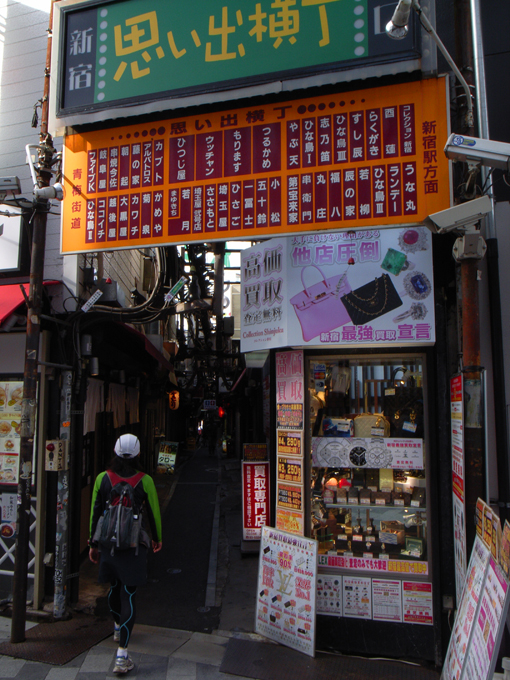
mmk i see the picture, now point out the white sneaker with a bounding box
[113,655,134,674]
[113,624,120,643]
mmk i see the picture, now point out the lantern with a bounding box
[168,390,180,410]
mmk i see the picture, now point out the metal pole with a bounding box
[10,1,55,643]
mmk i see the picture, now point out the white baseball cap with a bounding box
[114,434,140,459]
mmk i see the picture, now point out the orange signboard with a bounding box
[61,78,451,254]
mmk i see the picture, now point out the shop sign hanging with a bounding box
[52,0,419,123]
[241,226,435,352]
[60,79,450,254]
[242,460,269,540]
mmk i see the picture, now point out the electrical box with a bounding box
[45,440,69,471]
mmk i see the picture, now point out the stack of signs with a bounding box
[442,499,510,680]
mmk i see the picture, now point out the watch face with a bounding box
[349,446,367,467]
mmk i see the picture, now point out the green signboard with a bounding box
[57,0,418,116]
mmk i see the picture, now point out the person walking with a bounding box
[89,434,162,675]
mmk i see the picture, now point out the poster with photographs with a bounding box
[0,382,22,485]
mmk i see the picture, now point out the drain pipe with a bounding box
[470,0,510,522]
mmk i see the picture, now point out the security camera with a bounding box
[444,134,510,172]
[34,183,64,201]
[423,195,492,234]
[0,177,21,194]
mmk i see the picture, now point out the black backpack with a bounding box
[94,471,146,555]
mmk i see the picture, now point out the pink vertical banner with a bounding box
[400,103,416,156]
[373,165,387,218]
[383,106,399,158]
[96,197,106,242]
[153,139,165,185]
[141,192,152,239]
[388,163,402,216]
[318,115,332,166]
[97,148,108,192]
[329,170,342,222]
[130,193,140,239]
[196,131,223,181]
[275,350,304,404]
[349,111,365,163]
[302,118,316,168]
[366,108,382,161]
[107,196,117,241]
[243,461,270,541]
[253,122,281,174]
[118,195,129,240]
[217,183,229,232]
[87,150,97,193]
[269,177,282,227]
[86,198,95,243]
[357,167,372,219]
[153,190,163,238]
[142,141,153,188]
[119,145,130,190]
[205,184,217,234]
[224,127,251,177]
[334,112,348,164]
[403,162,418,215]
[108,146,119,191]
[230,181,242,230]
[243,180,255,230]
[343,168,357,221]
[130,143,141,189]
[287,120,301,170]
[192,186,204,234]
[169,135,195,184]
[301,173,313,224]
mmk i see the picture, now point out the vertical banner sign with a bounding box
[61,79,450,254]
[243,461,269,541]
[275,351,305,536]
[256,526,318,657]
[451,374,466,602]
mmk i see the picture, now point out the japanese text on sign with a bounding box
[61,80,450,254]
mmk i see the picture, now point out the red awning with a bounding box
[0,283,28,325]
[0,281,61,325]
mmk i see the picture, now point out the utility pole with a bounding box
[11,3,56,643]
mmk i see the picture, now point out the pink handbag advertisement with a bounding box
[290,265,351,341]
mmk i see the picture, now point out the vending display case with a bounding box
[308,355,436,656]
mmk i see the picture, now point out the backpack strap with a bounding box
[106,470,145,489]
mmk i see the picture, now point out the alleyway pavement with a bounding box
[0,446,441,679]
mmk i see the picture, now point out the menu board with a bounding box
[0,381,23,485]
[256,527,318,657]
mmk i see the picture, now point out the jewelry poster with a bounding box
[0,381,23,485]
[241,227,435,352]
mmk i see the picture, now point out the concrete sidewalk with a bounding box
[0,616,262,679]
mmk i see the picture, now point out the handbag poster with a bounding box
[241,228,434,352]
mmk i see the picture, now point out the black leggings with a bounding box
[108,581,137,648]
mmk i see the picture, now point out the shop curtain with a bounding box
[126,387,139,425]
[106,383,126,429]
[84,378,104,435]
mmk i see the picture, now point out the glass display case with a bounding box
[308,355,430,577]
